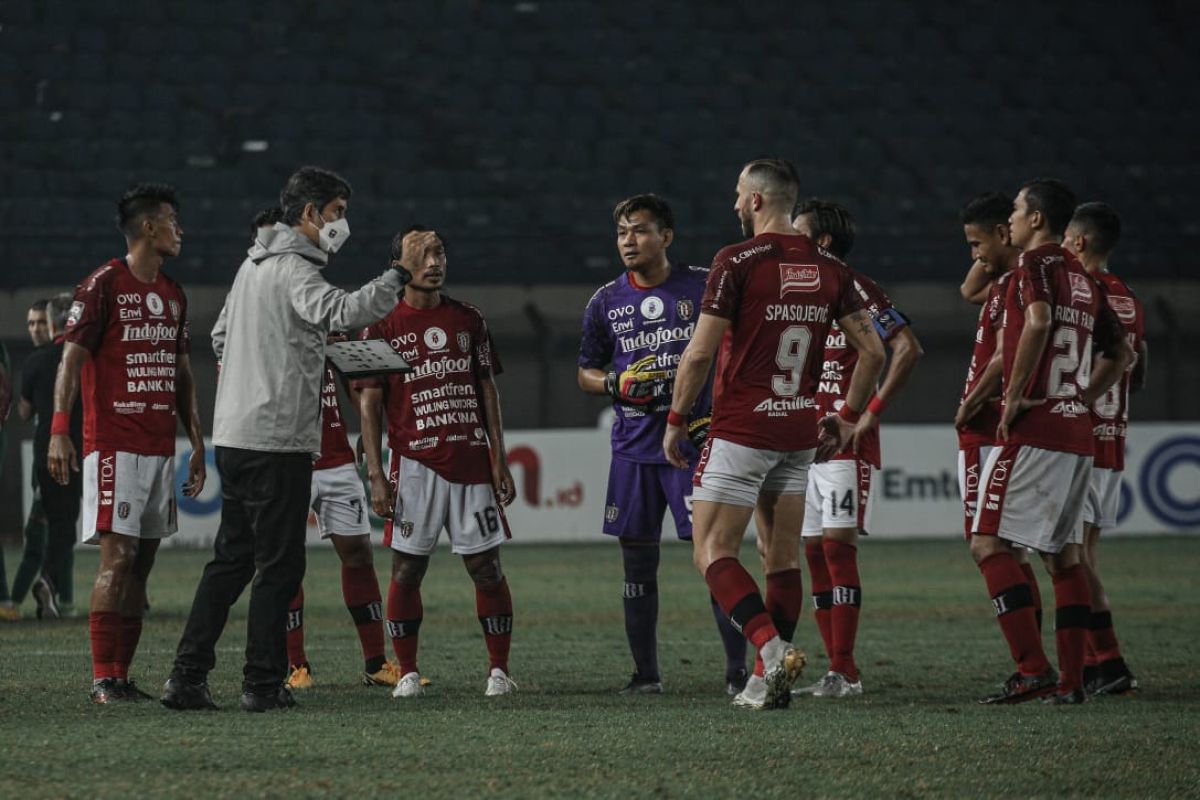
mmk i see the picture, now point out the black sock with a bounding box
[621,543,660,680]
[711,594,748,677]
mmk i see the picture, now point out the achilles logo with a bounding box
[1068,272,1094,306]
[1050,399,1088,418]
[780,264,820,296]
[121,322,178,345]
[753,396,815,416]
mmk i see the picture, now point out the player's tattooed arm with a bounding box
[478,376,515,506]
[47,343,88,485]
[663,312,728,468]
[175,354,206,497]
[358,386,393,517]
[998,300,1052,441]
[860,324,923,435]
[960,258,994,305]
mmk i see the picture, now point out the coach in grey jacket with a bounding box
[164,166,406,713]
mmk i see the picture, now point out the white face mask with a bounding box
[315,215,351,254]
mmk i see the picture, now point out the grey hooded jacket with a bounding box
[211,223,403,454]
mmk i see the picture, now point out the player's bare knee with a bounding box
[969,534,1005,565]
[464,549,504,587]
[335,535,374,569]
[391,553,429,586]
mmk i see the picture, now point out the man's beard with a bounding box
[739,212,754,238]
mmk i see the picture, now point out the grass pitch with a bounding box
[1,536,1198,798]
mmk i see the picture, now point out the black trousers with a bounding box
[173,446,312,693]
[36,465,82,606]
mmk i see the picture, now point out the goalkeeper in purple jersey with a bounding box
[578,194,748,695]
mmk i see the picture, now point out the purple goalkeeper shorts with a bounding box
[602,457,696,541]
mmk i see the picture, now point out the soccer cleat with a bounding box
[32,576,59,620]
[0,605,20,622]
[1082,664,1101,695]
[793,672,837,697]
[732,674,768,710]
[286,663,315,690]
[120,680,155,701]
[1090,659,1138,697]
[978,669,1059,705]
[811,671,863,699]
[90,678,123,705]
[485,668,518,697]
[618,671,664,695]
[240,685,297,713]
[761,645,806,710]
[363,661,401,687]
[726,667,749,696]
[161,675,219,711]
[1043,686,1088,705]
[392,671,425,699]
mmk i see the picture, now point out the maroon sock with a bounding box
[753,569,804,675]
[824,540,862,682]
[475,578,514,672]
[286,587,307,667]
[89,611,120,681]
[805,537,834,660]
[386,581,422,676]
[978,553,1052,676]
[704,558,777,651]
[1052,564,1092,692]
[1088,610,1122,663]
[341,565,386,671]
[112,615,143,681]
[1019,562,1044,631]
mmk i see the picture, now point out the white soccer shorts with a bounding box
[973,444,1092,554]
[310,462,371,537]
[802,459,875,536]
[82,450,177,544]
[957,444,995,539]
[385,454,509,556]
[692,437,814,508]
[1082,467,1122,530]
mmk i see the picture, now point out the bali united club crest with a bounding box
[117,501,131,520]
[168,299,180,321]
[457,331,470,353]
[675,298,694,320]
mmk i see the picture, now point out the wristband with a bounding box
[837,404,861,424]
[50,411,71,436]
[867,394,888,417]
[666,409,686,427]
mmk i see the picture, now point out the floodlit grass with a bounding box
[1,537,1198,798]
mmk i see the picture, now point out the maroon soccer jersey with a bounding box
[64,258,189,457]
[1000,244,1124,455]
[702,233,862,452]
[957,271,1014,449]
[1091,271,1144,471]
[815,269,909,469]
[314,362,356,471]
[355,296,501,485]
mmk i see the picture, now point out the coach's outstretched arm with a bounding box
[289,262,409,333]
[174,353,206,498]
[663,312,729,469]
[47,342,88,485]
[359,386,393,518]
[818,309,886,456]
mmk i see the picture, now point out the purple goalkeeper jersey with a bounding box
[579,264,712,464]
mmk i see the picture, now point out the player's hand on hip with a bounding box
[369,472,394,518]
[817,414,852,462]
[492,460,516,506]
[182,448,206,497]
[47,434,78,485]
[996,396,1042,442]
[849,411,877,454]
[663,424,689,469]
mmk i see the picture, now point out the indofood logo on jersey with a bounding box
[1068,272,1094,306]
[779,264,820,296]
[618,323,695,354]
[121,322,178,345]
[1107,295,1137,324]
[753,396,815,416]
[404,356,472,383]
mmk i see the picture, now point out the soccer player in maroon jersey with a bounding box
[47,184,206,704]
[971,179,1134,705]
[789,200,923,699]
[1063,202,1146,696]
[664,159,885,709]
[359,226,517,699]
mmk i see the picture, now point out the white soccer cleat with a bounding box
[760,639,806,709]
[391,671,425,699]
[794,671,837,696]
[811,671,862,698]
[732,674,767,709]
[484,668,518,697]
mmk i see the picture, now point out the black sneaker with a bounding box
[979,668,1058,705]
[240,685,297,713]
[618,672,664,695]
[161,675,219,711]
[726,667,749,696]
[120,680,155,701]
[1043,686,1088,705]
[1082,664,1102,695]
[1091,658,1138,696]
[91,678,123,705]
[32,575,59,620]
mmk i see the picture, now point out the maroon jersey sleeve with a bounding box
[64,266,114,353]
[1092,300,1125,359]
[700,254,743,320]
[176,289,191,355]
[469,308,500,380]
[1018,254,1054,309]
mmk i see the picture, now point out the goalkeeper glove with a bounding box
[686,415,711,450]
[605,354,669,406]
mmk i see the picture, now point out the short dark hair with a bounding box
[252,206,283,235]
[1021,178,1076,237]
[743,158,800,208]
[1069,202,1121,255]
[391,224,449,262]
[46,292,73,331]
[795,198,856,259]
[116,183,178,239]
[960,192,1013,228]
[279,166,353,225]
[612,194,675,232]
[30,298,48,313]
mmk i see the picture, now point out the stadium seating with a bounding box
[0,0,1194,287]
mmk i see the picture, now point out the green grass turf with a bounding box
[1,536,1198,798]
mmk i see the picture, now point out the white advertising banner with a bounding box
[21,423,1200,547]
